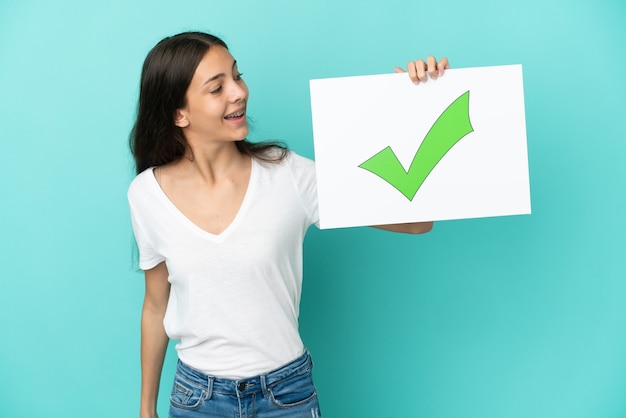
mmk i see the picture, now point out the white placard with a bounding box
[310,64,530,229]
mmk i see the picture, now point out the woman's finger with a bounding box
[427,55,438,80]
[415,59,428,83]
[407,60,418,84]
[437,57,450,76]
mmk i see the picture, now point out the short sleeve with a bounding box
[287,152,319,227]
[128,174,166,270]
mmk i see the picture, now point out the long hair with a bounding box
[129,32,286,175]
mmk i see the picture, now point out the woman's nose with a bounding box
[229,80,247,102]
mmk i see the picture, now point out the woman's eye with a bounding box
[210,86,223,94]
[235,73,244,81]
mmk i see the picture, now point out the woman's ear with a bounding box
[174,109,189,128]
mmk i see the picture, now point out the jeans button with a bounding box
[237,382,246,391]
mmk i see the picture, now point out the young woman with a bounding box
[128,31,448,418]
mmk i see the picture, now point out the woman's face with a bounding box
[175,46,249,146]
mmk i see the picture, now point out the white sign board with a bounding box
[310,64,530,229]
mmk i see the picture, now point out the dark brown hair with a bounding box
[129,32,286,174]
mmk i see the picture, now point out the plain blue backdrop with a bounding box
[1,0,625,417]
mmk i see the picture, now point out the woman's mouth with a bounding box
[224,109,245,120]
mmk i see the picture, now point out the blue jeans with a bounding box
[169,350,321,417]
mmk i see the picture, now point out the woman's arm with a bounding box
[140,262,171,418]
[370,56,448,234]
[373,221,434,234]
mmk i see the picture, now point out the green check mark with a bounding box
[359,90,474,201]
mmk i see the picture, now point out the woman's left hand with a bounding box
[395,56,450,84]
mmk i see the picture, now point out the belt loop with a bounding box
[260,374,269,398]
[206,376,214,400]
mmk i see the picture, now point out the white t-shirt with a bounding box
[128,151,319,378]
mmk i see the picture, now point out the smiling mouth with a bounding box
[224,109,245,119]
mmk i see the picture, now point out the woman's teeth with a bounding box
[225,110,244,119]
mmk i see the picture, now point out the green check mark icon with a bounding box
[359,90,474,201]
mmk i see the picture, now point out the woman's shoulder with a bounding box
[262,150,314,174]
[127,167,156,201]
[285,150,315,167]
[281,151,316,187]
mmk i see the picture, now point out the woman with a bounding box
[128,31,448,418]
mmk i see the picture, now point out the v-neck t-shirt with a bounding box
[128,151,319,378]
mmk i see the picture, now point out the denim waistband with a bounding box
[174,350,312,398]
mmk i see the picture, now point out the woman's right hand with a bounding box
[394,56,450,84]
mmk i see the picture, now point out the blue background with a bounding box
[1,1,625,417]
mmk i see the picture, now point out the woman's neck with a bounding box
[177,141,250,186]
